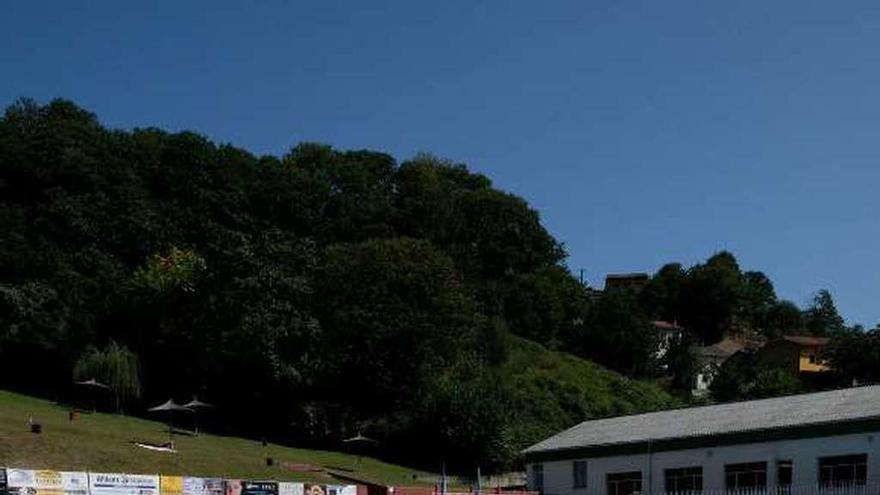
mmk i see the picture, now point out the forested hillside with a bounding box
[0,99,678,471]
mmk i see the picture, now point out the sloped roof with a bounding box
[693,338,744,361]
[606,273,649,280]
[523,386,880,455]
[782,335,830,346]
[651,320,683,330]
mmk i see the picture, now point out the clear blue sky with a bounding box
[3,1,879,326]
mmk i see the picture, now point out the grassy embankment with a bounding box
[0,390,425,484]
[0,339,678,483]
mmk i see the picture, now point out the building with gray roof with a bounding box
[523,386,880,495]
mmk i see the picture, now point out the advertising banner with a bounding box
[182,479,223,495]
[325,487,355,495]
[303,486,324,495]
[6,470,88,495]
[89,473,160,495]
[240,483,276,495]
[160,478,183,495]
[277,484,302,495]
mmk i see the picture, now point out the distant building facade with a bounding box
[759,335,831,374]
[604,273,649,292]
[651,320,684,364]
[690,338,745,397]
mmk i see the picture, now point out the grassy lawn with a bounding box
[0,390,430,484]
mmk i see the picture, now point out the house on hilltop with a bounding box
[524,386,880,495]
[604,273,649,292]
[652,320,685,364]
[690,338,746,397]
[759,335,831,375]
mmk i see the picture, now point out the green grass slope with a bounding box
[503,336,680,449]
[0,340,676,480]
[0,390,427,484]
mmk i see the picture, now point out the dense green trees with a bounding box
[804,289,846,336]
[0,98,859,468]
[825,327,880,384]
[629,252,853,400]
[638,251,841,346]
[0,98,677,471]
[709,351,802,402]
[579,292,658,377]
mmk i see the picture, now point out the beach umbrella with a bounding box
[343,432,377,467]
[182,396,214,435]
[74,378,110,412]
[75,378,110,389]
[343,433,377,444]
[148,399,191,443]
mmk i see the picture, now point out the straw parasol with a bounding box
[343,432,377,467]
[148,399,191,444]
[182,396,214,435]
[74,378,111,412]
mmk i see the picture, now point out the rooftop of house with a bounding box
[523,385,880,456]
[780,335,831,347]
[692,338,745,360]
[605,272,650,281]
[651,320,682,330]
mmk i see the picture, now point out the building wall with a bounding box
[528,431,880,495]
[758,342,800,374]
[798,346,830,373]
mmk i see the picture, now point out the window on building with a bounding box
[725,462,767,490]
[607,471,642,495]
[808,353,817,364]
[777,460,792,493]
[573,461,587,489]
[531,463,544,490]
[664,466,703,492]
[819,454,867,486]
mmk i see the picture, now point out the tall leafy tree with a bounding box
[740,271,777,333]
[804,289,846,336]
[680,251,745,344]
[766,300,806,338]
[825,327,880,384]
[640,263,686,322]
[313,238,483,430]
[503,265,591,348]
[581,291,658,377]
[282,143,396,243]
[73,341,141,412]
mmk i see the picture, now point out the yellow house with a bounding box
[760,335,831,373]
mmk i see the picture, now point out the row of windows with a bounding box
[532,453,868,493]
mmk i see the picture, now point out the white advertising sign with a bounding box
[89,473,160,495]
[326,486,356,495]
[182,478,224,495]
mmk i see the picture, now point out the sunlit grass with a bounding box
[0,390,429,484]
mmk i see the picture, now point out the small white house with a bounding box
[523,386,880,495]
[650,321,684,365]
[690,338,745,397]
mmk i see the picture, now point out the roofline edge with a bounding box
[522,416,880,463]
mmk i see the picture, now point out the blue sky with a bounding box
[3,1,879,325]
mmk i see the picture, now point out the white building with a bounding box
[523,386,880,495]
[690,338,744,397]
[650,321,684,365]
